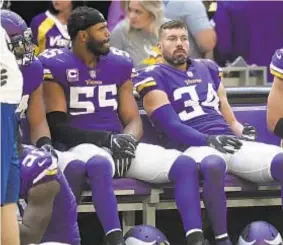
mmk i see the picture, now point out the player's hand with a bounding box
[0,68,8,86]
[110,134,138,156]
[207,135,242,154]
[40,144,58,159]
[241,123,257,141]
[113,152,134,178]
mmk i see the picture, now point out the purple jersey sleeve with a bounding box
[270,49,283,79]
[133,65,166,98]
[109,47,134,86]
[20,145,58,199]
[21,57,44,95]
[200,59,223,90]
[38,48,68,87]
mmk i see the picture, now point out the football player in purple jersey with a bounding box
[133,20,283,245]
[267,49,283,138]
[37,6,230,245]
[19,145,80,245]
[0,10,56,156]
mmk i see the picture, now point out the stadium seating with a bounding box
[78,87,282,234]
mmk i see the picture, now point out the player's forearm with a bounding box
[29,121,51,146]
[151,104,208,147]
[46,111,112,148]
[220,98,243,136]
[229,120,244,137]
[123,117,143,141]
[19,224,43,245]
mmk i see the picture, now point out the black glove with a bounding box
[113,152,134,178]
[110,134,138,156]
[1,68,8,86]
[241,123,257,141]
[207,135,242,154]
[40,144,58,159]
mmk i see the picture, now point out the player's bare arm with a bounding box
[43,81,68,114]
[143,89,171,116]
[27,84,51,146]
[267,76,283,134]
[217,82,256,140]
[118,79,143,140]
[20,180,60,245]
[217,83,243,136]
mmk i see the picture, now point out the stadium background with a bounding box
[7,1,283,244]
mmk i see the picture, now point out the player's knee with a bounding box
[64,160,86,178]
[199,155,226,179]
[86,156,113,178]
[271,153,283,181]
[168,155,198,182]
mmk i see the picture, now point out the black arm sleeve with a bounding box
[46,111,112,149]
[274,118,283,138]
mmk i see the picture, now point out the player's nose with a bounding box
[176,38,183,47]
[105,28,110,37]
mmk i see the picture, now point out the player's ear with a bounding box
[157,42,162,52]
[78,30,88,43]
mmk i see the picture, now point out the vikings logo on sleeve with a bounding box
[270,49,283,79]
[133,65,165,98]
[20,145,58,199]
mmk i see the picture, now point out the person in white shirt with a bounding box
[0,24,23,245]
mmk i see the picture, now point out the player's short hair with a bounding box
[67,6,106,40]
[158,20,188,39]
[48,0,86,15]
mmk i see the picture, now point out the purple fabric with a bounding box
[86,156,121,233]
[270,153,283,206]
[150,104,208,147]
[168,155,202,232]
[107,1,125,32]
[141,105,281,147]
[200,155,227,237]
[38,47,133,133]
[63,160,86,204]
[213,1,283,82]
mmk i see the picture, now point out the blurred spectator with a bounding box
[107,1,126,32]
[164,0,216,59]
[213,1,283,82]
[30,0,85,56]
[110,0,164,69]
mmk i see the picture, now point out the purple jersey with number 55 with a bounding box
[133,59,234,149]
[38,47,133,133]
[19,145,80,245]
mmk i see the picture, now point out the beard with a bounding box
[163,50,188,66]
[87,36,110,56]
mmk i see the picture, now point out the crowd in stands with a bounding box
[25,0,283,82]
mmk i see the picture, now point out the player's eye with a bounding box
[168,36,176,41]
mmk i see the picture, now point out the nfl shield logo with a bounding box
[187,71,193,77]
[89,70,96,79]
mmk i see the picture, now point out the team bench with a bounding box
[77,87,282,234]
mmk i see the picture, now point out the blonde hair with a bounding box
[124,0,164,37]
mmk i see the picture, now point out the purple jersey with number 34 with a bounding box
[133,59,234,149]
